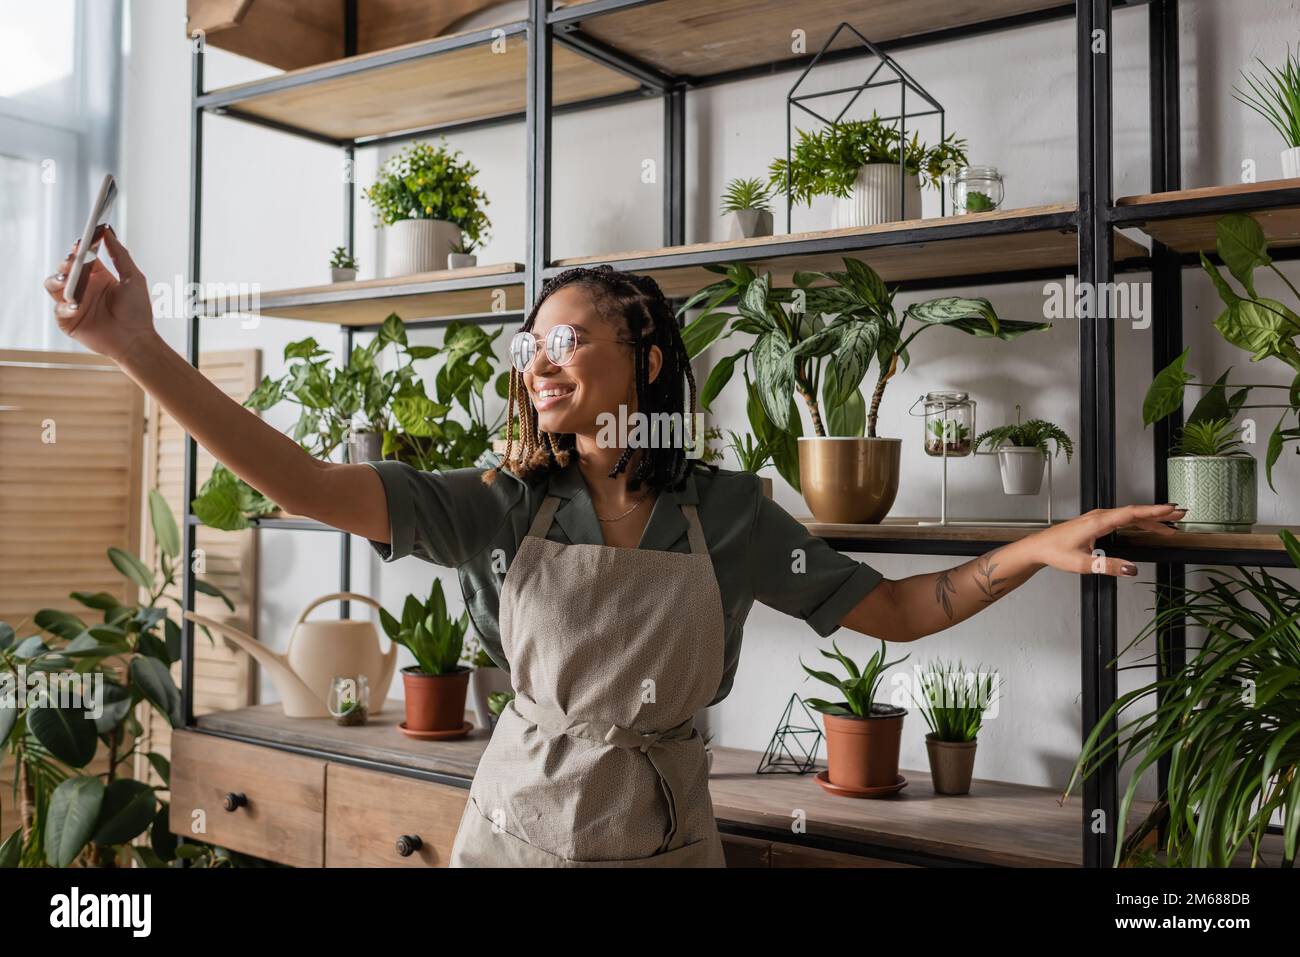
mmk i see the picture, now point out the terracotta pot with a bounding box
[798,436,901,523]
[402,665,470,732]
[821,706,905,790]
[925,733,978,795]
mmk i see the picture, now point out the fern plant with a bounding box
[975,409,1074,462]
[720,177,776,214]
[1234,47,1300,149]
[1170,416,1246,457]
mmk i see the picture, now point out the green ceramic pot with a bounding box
[1166,454,1257,532]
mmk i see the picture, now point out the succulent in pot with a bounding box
[909,659,999,795]
[1166,416,1257,532]
[380,579,472,734]
[975,409,1074,495]
[680,259,1047,523]
[800,639,909,794]
[329,245,358,282]
[720,176,776,239]
[448,235,478,269]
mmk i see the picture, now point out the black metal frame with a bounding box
[177,0,1295,866]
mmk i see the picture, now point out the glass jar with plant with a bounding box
[1145,213,1300,492]
[720,176,776,239]
[680,258,1048,523]
[465,633,512,733]
[975,408,1074,495]
[380,578,473,737]
[909,659,999,795]
[800,638,910,795]
[0,492,242,868]
[1065,529,1300,867]
[1233,46,1300,178]
[329,245,357,282]
[1164,416,1257,532]
[364,138,491,278]
[767,113,968,226]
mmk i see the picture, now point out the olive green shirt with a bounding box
[364,453,883,706]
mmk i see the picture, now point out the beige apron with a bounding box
[449,492,728,867]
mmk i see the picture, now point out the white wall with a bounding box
[122,0,1300,795]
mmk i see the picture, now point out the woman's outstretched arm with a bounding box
[841,504,1186,642]
[44,226,391,544]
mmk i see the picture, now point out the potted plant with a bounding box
[467,641,512,732]
[720,176,776,239]
[1145,213,1300,491]
[767,113,968,227]
[192,462,278,529]
[681,259,1047,523]
[448,235,478,269]
[364,139,491,278]
[1165,417,1257,532]
[379,578,472,735]
[1065,529,1300,867]
[328,245,357,282]
[975,408,1074,495]
[1234,48,1300,179]
[486,690,514,730]
[926,418,972,456]
[725,430,774,497]
[800,639,909,794]
[909,660,999,795]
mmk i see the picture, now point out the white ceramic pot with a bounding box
[384,218,461,278]
[725,208,774,239]
[832,163,922,228]
[1282,146,1300,180]
[447,252,478,269]
[470,664,514,731]
[330,266,357,283]
[997,446,1047,495]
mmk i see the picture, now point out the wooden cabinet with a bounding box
[325,764,468,867]
[721,833,917,868]
[170,730,327,868]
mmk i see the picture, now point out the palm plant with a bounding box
[1233,47,1300,149]
[909,660,999,743]
[799,639,909,718]
[1064,529,1300,867]
[379,579,469,676]
[720,177,776,214]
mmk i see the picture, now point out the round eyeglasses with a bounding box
[509,323,635,372]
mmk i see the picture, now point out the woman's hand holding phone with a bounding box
[44,225,157,362]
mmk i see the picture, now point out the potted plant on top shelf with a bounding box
[1233,47,1300,179]
[975,407,1074,495]
[767,113,968,227]
[800,638,910,797]
[720,176,776,239]
[380,578,472,738]
[364,138,491,279]
[909,659,999,796]
[680,258,1049,523]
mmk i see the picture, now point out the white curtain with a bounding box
[0,0,124,351]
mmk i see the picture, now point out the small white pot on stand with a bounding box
[832,163,922,228]
[1282,146,1300,180]
[997,446,1047,495]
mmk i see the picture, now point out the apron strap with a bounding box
[680,504,709,557]
[527,495,563,539]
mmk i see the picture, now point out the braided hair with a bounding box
[483,264,699,493]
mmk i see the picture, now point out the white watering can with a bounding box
[185,592,397,718]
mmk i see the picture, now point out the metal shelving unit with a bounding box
[179,0,1298,868]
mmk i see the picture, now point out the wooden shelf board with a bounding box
[804,517,1058,545]
[555,0,1067,79]
[1116,179,1300,252]
[203,262,526,325]
[208,26,641,141]
[1115,524,1292,554]
[555,204,1147,295]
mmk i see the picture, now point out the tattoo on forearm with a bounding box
[974,555,1009,604]
[935,570,957,619]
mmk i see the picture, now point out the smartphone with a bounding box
[63,173,118,306]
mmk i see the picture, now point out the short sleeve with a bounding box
[364,460,517,567]
[748,492,884,636]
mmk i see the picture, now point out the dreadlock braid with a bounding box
[482,264,700,493]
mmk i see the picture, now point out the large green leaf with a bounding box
[108,547,155,592]
[823,319,878,405]
[752,333,796,431]
[28,697,99,768]
[747,380,800,491]
[148,489,180,560]
[1213,299,1299,361]
[131,656,182,727]
[92,779,158,846]
[1215,213,1271,298]
[1143,348,1193,425]
[0,696,15,749]
[906,297,1049,340]
[700,349,746,412]
[1200,251,1243,308]
[681,310,731,360]
[45,777,104,867]
[823,368,866,438]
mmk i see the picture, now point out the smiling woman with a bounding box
[45,236,1184,869]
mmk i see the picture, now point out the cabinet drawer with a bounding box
[325,764,469,867]
[721,833,772,867]
[770,841,918,868]
[170,730,326,867]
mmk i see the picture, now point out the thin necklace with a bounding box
[596,489,651,522]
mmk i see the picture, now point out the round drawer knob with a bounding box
[396,834,423,857]
[222,792,248,812]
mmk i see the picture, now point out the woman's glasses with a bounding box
[509,323,635,372]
